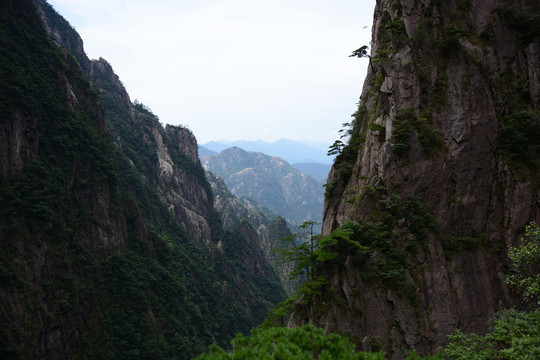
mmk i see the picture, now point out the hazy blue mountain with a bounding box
[198,144,217,156]
[202,139,333,165]
[201,147,324,225]
[292,162,332,183]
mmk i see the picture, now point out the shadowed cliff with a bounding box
[0,0,285,358]
[289,0,540,358]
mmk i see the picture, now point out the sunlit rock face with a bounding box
[291,0,540,358]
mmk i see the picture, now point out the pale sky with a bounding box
[46,0,375,145]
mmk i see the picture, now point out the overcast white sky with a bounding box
[47,0,375,145]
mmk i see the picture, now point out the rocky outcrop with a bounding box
[0,109,39,178]
[206,171,302,296]
[154,125,213,244]
[207,171,271,232]
[291,0,540,357]
[34,0,215,244]
[33,0,91,74]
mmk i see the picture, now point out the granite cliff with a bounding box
[290,0,540,357]
[206,171,303,296]
[0,1,284,358]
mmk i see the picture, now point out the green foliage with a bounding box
[369,123,386,132]
[266,221,369,326]
[275,221,320,282]
[372,49,394,63]
[440,310,540,360]
[499,111,540,170]
[506,222,540,305]
[441,234,485,258]
[384,18,408,49]
[195,324,373,360]
[441,330,498,360]
[317,221,369,263]
[438,27,470,55]
[405,350,443,360]
[392,108,446,157]
[349,45,370,59]
[495,5,540,44]
[195,325,443,359]
[276,222,369,283]
[392,108,417,155]
[345,194,438,292]
[325,106,367,197]
[416,114,446,156]
[328,139,345,156]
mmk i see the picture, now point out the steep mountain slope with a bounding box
[290,0,540,358]
[0,1,285,358]
[206,171,302,296]
[202,147,325,226]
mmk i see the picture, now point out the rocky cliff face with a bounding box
[206,170,271,232]
[206,171,302,296]
[0,1,285,358]
[33,0,215,246]
[291,0,540,357]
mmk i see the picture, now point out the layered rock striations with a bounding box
[291,0,540,357]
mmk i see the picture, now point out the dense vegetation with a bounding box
[194,324,442,360]
[0,1,284,358]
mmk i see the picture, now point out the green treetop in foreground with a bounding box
[193,324,442,360]
[194,325,361,360]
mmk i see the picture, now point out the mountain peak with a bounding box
[202,149,324,225]
[202,139,332,165]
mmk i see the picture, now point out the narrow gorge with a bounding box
[1,0,539,359]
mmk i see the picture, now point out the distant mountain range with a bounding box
[202,139,333,165]
[291,162,331,183]
[201,147,324,226]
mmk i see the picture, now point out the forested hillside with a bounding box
[0,0,285,358]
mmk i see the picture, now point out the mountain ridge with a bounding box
[202,138,333,165]
[202,146,324,227]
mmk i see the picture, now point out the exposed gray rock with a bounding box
[292,0,540,357]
